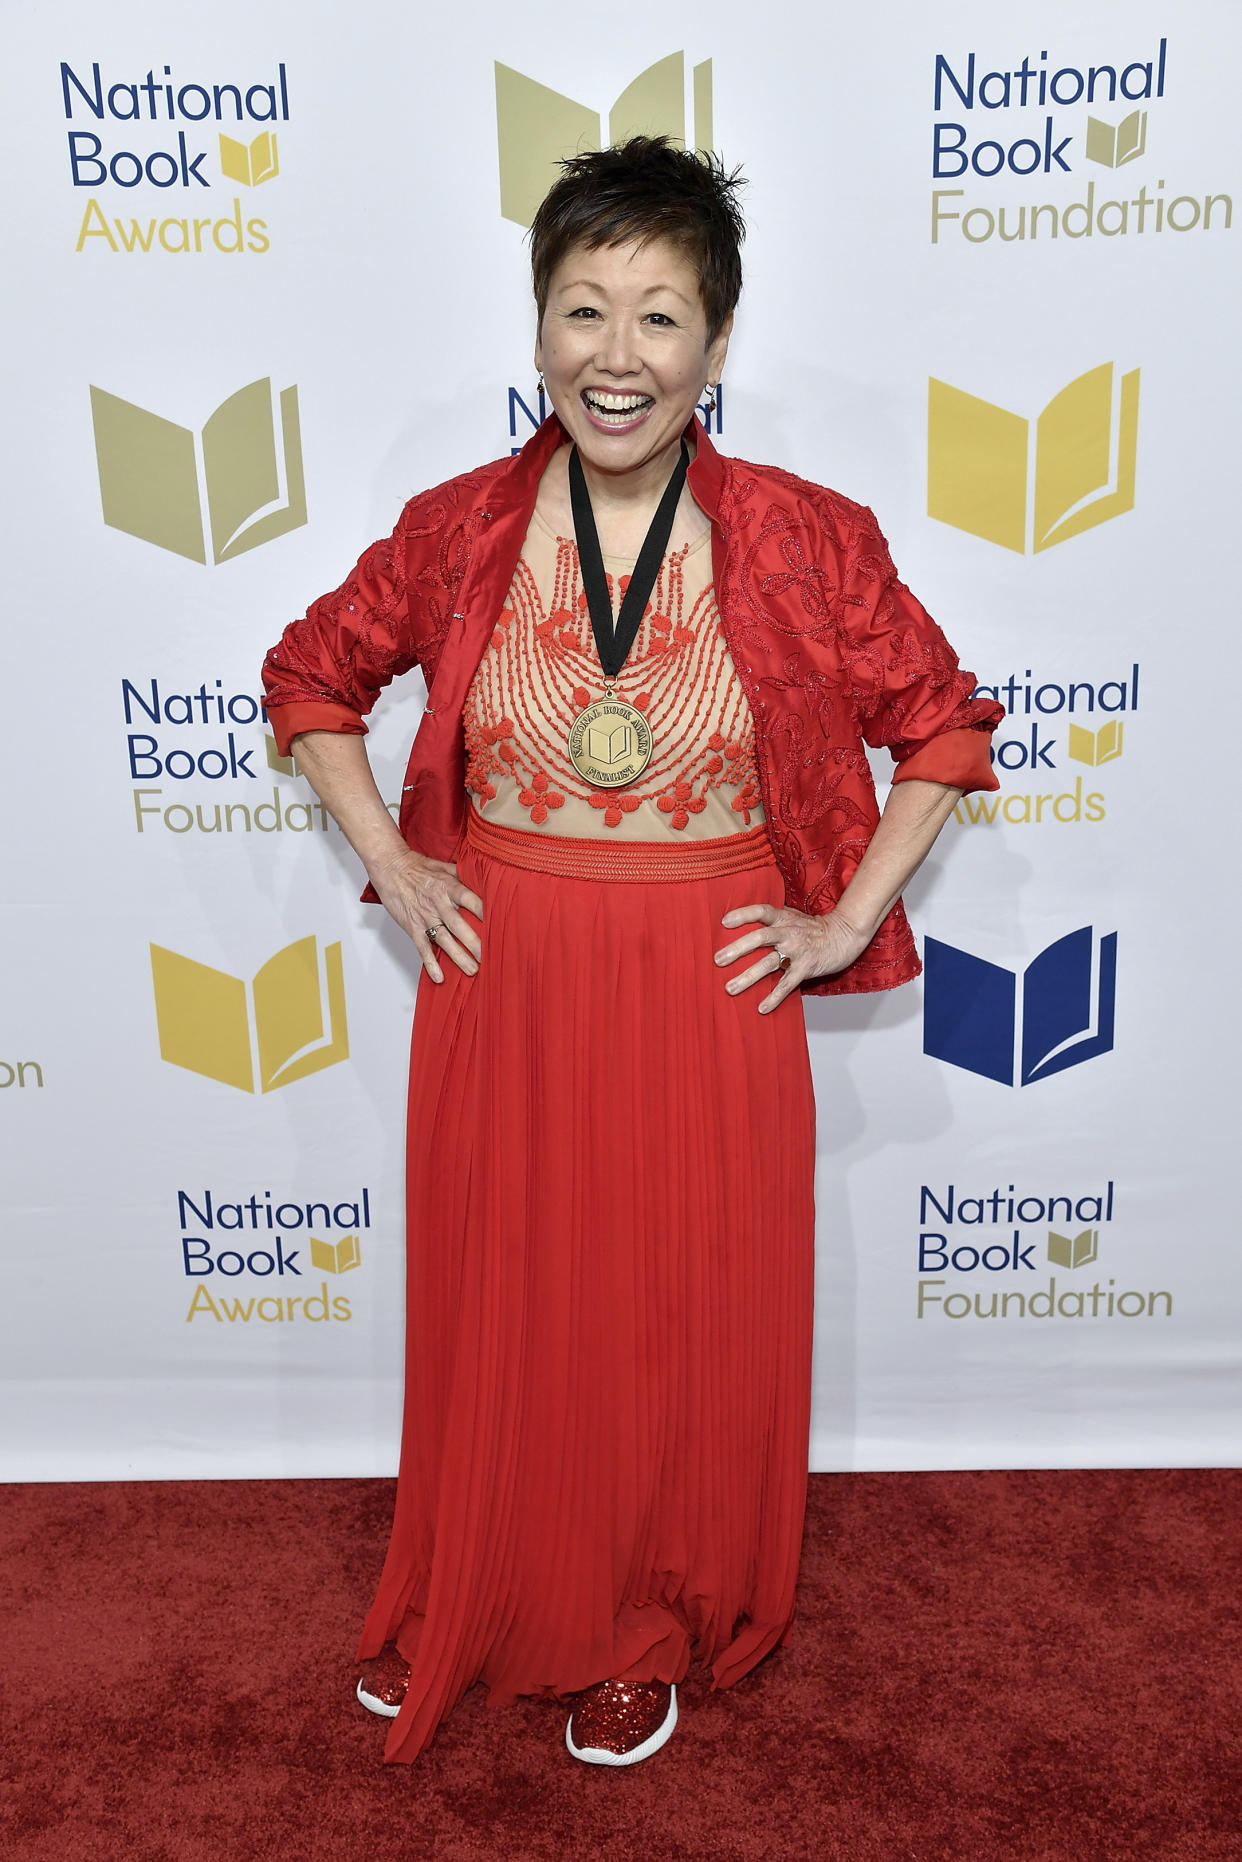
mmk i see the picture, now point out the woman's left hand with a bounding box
[714,901,873,1012]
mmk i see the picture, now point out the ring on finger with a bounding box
[427,922,441,942]
[774,945,791,974]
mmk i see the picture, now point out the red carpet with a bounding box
[5,1471,1240,1860]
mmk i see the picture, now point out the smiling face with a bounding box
[534,236,732,489]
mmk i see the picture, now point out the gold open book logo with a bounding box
[150,936,348,1094]
[495,53,712,227]
[1068,720,1125,767]
[587,720,636,765]
[928,364,1139,554]
[1047,1229,1100,1269]
[90,377,306,564]
[219,131,279,186]
[310,1234,361,1274]
[1085,111,1147,168]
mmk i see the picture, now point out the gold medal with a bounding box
[566,439,689,793]
[567,683,654,788]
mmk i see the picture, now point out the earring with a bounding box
[704,381,717,412]
[537,370,546,396]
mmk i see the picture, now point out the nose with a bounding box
[594,320,642,378]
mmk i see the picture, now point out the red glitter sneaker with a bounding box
[356,1646,410,1718]
[565,1679,678,1766]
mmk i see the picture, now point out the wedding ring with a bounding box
[774,946,791,973]
[427,923,441,941]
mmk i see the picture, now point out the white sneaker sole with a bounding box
[565,1683,678,1766]
[356,1678,402,1718]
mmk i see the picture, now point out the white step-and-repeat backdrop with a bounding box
[3,0,1238,1477]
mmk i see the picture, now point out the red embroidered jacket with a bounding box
[262,416,1003,996]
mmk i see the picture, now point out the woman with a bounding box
[261,137,1003,1768]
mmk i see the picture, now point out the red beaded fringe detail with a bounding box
[464,807,776,883]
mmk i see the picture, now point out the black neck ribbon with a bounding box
[568,440,690,683]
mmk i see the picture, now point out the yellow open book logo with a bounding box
[1085,111,1147,168]
[1068,720,1125,767]
[150,936,348,1094]
[1047,1229,1100,1269]
[219,131,279,186]
[310,1234,361,1274]
[928,364,1140,554]
[495,53,713,227]
[90,378,307,565]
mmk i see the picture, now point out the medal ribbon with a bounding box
[568,440,690,682]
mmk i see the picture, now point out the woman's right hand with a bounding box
[369,846,483,982]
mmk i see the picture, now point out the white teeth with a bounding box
[584,390,652,416]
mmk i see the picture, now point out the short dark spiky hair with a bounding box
[529,136,746,342]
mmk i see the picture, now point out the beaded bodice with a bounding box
[463,509,765,840]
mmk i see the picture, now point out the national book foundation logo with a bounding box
[923,926,1117,1087]
[912,1179,1172,1322]
[495,52,712,227]
[118,674,399,839]
[150,936,348,1094]
[928,364,1139,553]
[91,379,306,564]
[927,37,1233,250]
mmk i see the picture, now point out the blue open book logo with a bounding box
[923,928,1117,1087]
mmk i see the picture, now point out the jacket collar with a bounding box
[487,411,725,523]
[685,415,725,520]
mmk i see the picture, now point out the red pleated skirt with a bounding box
[357,808,817,1762]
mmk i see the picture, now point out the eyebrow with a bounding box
[557,278,696,309]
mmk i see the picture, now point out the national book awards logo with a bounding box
[150,936,348,1094]
[953,661,1139,828]
[913,1181,1172,1323]
[495,52,712,227]
[119,674,397,840]
[927,37,1232,250]
[923,926,1116,1088]
[63,59,289,256]
[928,362,1138,554]
[177,1186,368,1327]
[90,379,305,564]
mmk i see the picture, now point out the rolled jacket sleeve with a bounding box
[841,506,1004,795]
[261,520,419,755]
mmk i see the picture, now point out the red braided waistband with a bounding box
[464,807,777,883]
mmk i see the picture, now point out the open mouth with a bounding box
[581,390,654,428]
